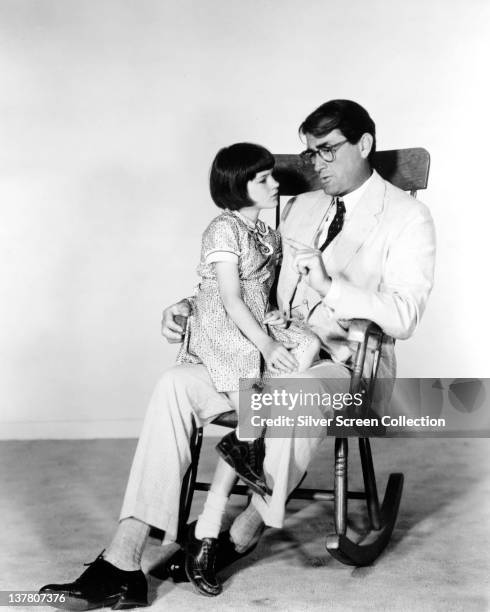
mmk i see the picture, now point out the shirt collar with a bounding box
[229,209,268,234]
[340,171,375,219]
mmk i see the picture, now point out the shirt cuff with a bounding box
[205,250,239,264]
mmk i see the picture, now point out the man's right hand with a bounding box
[161,300,191,343]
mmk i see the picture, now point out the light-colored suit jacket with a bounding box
[277,170,436,390]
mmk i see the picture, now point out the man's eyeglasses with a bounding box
[300,139,349,165]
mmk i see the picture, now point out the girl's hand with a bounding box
[261,339,299,373]
[263,310,288,329]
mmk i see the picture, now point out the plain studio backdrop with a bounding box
[0,0,489,439]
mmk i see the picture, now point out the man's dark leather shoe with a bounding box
[216,431,272,498]
[184,524,222,596]
[39,552,148,610]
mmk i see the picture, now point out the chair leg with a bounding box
[327,437,404,566]
[359,437,381,530]
[333,437,348,536]
[176,417,203,543]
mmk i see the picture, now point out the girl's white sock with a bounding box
[195,490,229,539]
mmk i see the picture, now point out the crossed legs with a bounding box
[108,359,350,563]
[40,360,351,607]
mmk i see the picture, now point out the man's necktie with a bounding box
[319,197,345,252]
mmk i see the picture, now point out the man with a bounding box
[40,100,435,608]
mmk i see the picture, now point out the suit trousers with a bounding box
[119,360,351,542]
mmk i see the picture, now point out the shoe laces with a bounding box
[200,539,217,566]
[249,440,265,474]
[248,442,258,468]
[83,550,106,567]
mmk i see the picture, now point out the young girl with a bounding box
[177,143,319,593]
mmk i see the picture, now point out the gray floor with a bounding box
[2,437,489,612]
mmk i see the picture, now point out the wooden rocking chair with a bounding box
[170,147,430,569]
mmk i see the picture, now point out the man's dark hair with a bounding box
[299,99,376,163]
[210,143,275,211]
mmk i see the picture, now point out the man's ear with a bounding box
[359,133,374,159]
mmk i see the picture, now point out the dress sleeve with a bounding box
[201,215,241,265]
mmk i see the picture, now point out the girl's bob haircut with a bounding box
[210,142,275,210]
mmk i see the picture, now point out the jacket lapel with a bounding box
[301,191,333,248]
[325,171,386,273]
[280,191,331,309]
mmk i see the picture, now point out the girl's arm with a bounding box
[214,261,298,372]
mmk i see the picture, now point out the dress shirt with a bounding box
[315,171,375,248]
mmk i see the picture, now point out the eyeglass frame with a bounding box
[299,139,349,165]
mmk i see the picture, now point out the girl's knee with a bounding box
[295,335,321,372]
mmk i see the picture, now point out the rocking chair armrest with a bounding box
[347,319,383,345]
[347,319,384,395]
